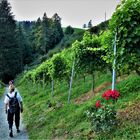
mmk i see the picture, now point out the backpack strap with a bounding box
[6,94,11,99]
[14,92,17,98]
[6,92,17,99]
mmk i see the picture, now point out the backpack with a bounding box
[7,92,19,113]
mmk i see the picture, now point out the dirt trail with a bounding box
[0,87,29,140]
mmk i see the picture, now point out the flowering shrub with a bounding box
[86,104,117,132]
[102,89,120,100]
[86,89,120,132]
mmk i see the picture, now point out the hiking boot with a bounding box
[9,131,13,137]
[17,129,20,133]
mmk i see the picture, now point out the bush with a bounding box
[116,75,140,96]
[86,89,120,132]
[86,104,117,132]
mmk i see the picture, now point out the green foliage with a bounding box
[109,0,140,74]
[51,54,69,81]
[100,30,114,64]
[18,70,140,139]
[23,31,107,94]
[86,105,117,132]
[30,13,64,54]
[0,87,5,97]
[18,70,112,139]
[47,28,84,57]
[73,32,105,74]
[0,0,23,82]
[89,20,109,35]
[16,24,33,65]
[13,0,140,138]
[65,26,74,34]
[0,80,5,97]
[116,75,140,96]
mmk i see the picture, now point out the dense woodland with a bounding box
[0,0,64,82]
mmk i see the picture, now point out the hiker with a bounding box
[4,85,23,137]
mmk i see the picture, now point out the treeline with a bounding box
[23,13,63,54]
[0,0,22,82]
[0,0,64,82]
[19,12,64,55]
[22,0,140,102]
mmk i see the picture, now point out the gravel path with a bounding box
[0,87,29,140]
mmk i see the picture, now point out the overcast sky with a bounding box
[8,0,120,28]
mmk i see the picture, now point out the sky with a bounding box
[8,0,121,28]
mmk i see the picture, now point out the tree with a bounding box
[30,13,64,55]
[88,20,92,28]
[16,24,33,65]
[31,17,42,53]
[83,24,87,28]
[65,25,74,34]
[0,0,23,82]
[51,13,64,45]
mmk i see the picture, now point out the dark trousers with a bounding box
[7,108,20,130]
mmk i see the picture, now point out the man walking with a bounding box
[4,85,23,137]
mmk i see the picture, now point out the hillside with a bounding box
[16,0,140,139]
[27,27,84,70]
[27,20,109,69]
[17,72,140,139]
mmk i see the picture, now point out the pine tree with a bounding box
[41,13,50,53]
[65,25,74,34]
[0,0,23,82]
[16,24,32,65]
[88,20,92,28]
[51,13,64,45]
[31,17,42,53]
[83,24,87,28]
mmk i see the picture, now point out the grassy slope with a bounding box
[17,72,140,139]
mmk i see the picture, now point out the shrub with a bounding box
[86,89,120,132]
[86,103,117,132]
[116,75,140,96]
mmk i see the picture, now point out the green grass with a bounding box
[17,72,140,139]
[0,81,5,97]
[0,88,5,97]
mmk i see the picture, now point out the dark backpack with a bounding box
[7,92,19,113]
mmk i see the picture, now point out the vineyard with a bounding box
[16,0,140,139]
[20,0,140,101]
